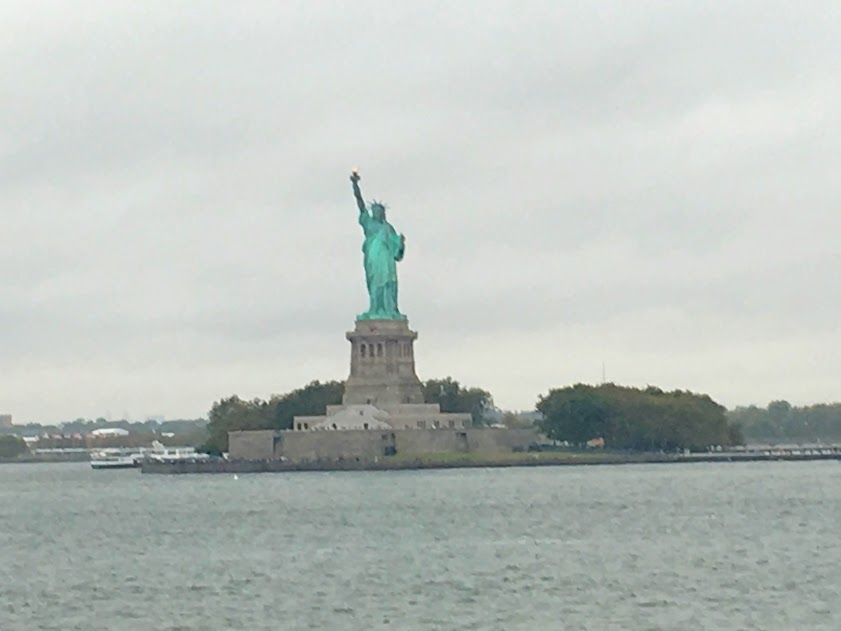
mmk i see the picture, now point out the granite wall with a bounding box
[227,430,278,460]
[228,427,540,463]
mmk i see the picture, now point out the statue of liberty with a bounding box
[350,169,407,320]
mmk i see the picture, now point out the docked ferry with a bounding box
[89,441,211,469]
[89,448,145,469]
[143,441,211,464]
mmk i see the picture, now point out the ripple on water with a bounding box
[2,462,841,630]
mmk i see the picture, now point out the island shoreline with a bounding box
[139,450,841,474]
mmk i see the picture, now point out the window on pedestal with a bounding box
[417,420,426,429]
[448,420,455,429]
[360,344,367,358]
[377,343,383,357]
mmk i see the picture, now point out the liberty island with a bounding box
[221,169,535,462]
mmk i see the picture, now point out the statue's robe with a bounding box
[359,211,405,318]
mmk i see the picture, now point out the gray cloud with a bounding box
[1,2,840,422]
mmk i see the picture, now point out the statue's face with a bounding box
[372,204,386,221]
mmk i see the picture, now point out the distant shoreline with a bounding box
[0,453,89,465]
[5,447,838,470]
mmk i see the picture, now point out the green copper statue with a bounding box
[350,169,407,320]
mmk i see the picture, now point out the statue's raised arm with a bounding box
[350,169,367,216]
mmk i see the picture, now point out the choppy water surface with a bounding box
[1,461,840,630]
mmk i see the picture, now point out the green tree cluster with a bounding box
[729,401,841,442]
[202,381,345,454]
[0,435,28,459]
[421,377,494,425]
[536,383,742,452]
[3,418,207,439]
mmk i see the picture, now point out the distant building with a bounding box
[89,428,130,437]
[0,414,12,428]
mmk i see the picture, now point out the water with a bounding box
[1,461,840,630]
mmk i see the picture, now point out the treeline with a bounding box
[202,377,493,454]
[31,433,208,450]
[2,418,207,438]
[204,378,741,454]
[728,401,841,442]
[536,384,742,451]
[0,435,28,460]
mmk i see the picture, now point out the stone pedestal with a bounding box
[343,319,425,406]
[292,318,472,432]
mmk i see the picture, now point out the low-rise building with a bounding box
[89,428,130,437]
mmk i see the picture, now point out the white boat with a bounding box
[143,441,212,464]
[90,448,144,469]
[90,441,211,469]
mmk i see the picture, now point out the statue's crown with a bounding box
[370,199,387,209]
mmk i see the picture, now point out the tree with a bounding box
[535,383,609,444]
[201,396,270,455]
[536,383,737,452]
[768,400,792,418]
[269,380,346,429]
[422,377,494,425]
[729,401,841,442]
[201,381,345,454]
[728,422,745,446]
[0,435,28,459]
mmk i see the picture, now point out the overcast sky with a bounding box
[2,2,839,423]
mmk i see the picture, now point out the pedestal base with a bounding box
[342,319,424,407]
[292,318,471,431]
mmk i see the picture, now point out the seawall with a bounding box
[140,450,841,474]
